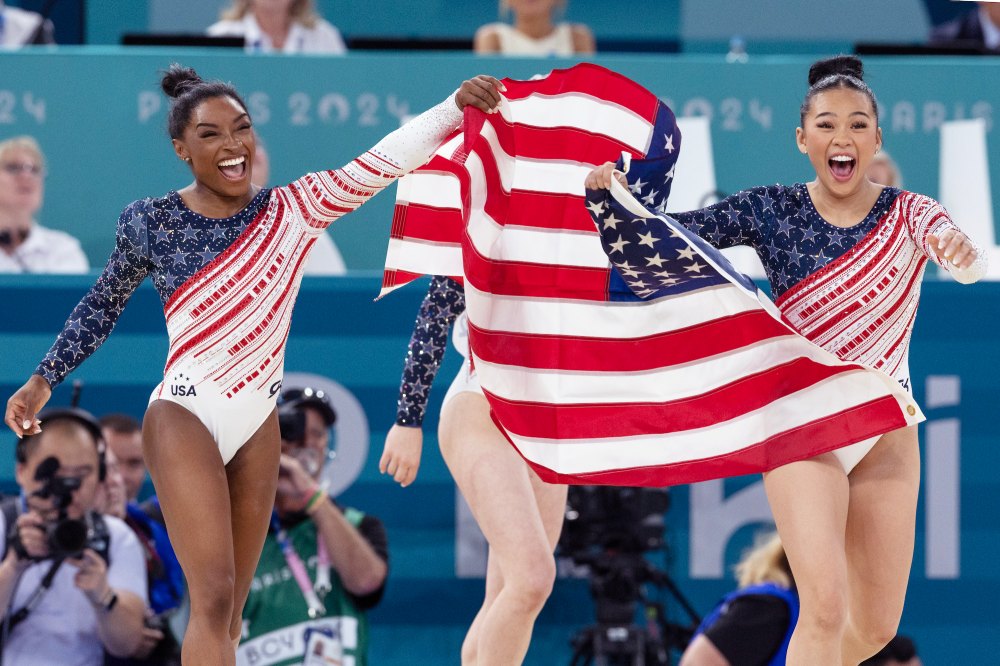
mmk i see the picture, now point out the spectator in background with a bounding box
[252,131,348,274]
[867,150,902,188]
[0,0,55,47]
[929,2,1000,51]
[680,533,797,666]
[0,136,89,273]
[101,413,185,665]
[208,0,347,54]
[475,0,595,56]
[238,387,388,666]
[860,636,922,666]
[0,409,147,664]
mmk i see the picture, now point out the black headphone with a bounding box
[15,407,108,482]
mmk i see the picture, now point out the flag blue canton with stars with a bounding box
[587,148,759,303]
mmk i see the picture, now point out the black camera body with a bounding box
[277,405,307,445]
[7,456,109,562]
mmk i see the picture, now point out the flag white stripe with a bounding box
[384,237,464,277]
[472,335,850,405]
[504,373,897,475]
[502,92,653,153]
[464,281,762,338]
[395,171,462,209]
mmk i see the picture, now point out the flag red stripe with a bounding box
[487,114,643,166]
[510,396,906,487]
[500,63,660,123]
[483,357,867,440]
[463,235,611,300]
[393,203,465,244]
[468,309,791,372]
[507,190,597,233]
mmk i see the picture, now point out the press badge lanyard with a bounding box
[271,512,330,618]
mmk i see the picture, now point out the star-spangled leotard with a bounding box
[665,181,988,382]
[34,94,464,462]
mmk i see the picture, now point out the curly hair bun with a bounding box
[160,63,204,99]
[808,55,864,87]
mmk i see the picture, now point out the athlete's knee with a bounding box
[850,614,900,654]
[507,554,556,611]
[460,636,478,665]
[189,570,237,625]
[799,584,848,636]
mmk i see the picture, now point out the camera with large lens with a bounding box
[8,456,101,561]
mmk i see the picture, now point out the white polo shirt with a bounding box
[0,224,90,274]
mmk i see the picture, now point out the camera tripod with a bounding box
[568,554,700,666]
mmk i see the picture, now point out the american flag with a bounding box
[382,63,923,486]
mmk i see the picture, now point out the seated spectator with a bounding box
[860,635,922,666]
[0,136,89,273]
[0,408,147,664]
[929,2,1000,51]
[100,413,185,665]
[252,132,347,274]
[0,0,55,47]
[474,0,595,56]
[680,532,796,666]
[867,150,903,188]
[238,387,388,666]
[208,0,346,54]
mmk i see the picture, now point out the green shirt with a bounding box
[238,507,380,666]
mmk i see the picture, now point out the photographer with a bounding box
[0,409,147,665]
[238,387,388,666]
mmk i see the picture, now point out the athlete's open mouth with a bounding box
[828,154,856,182]
[218,155,247,181]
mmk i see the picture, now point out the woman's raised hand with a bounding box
[585,162,627,190]
[455,75,506,114]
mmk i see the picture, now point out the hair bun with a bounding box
[808,55,864,87]
[161,63,203,99]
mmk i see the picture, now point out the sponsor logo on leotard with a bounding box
[269,380,283,398]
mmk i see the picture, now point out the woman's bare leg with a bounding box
[461,550,503,665]
[225,411,281,642]
[764,453,850,666]
[840,426,920,664]
[458,463,566,665]
[440,392,567,666]
[143,400,237,666]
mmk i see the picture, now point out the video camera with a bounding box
[559,486,700,664]
[8,456,107,562]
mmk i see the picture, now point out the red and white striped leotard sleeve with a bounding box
[279,94,464,234]
[906,193,988,284]
[777,192,987,379]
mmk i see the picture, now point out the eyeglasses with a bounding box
[0,162,45,177]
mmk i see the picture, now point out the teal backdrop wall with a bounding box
[1,49,999,662]
[0,274,997,664]
[1,51,997,272]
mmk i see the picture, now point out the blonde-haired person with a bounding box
[208,0,346,54]
[680,533,798,666]
[867,150,903,188]
[474,0,595,55]
[0,136,88,273]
